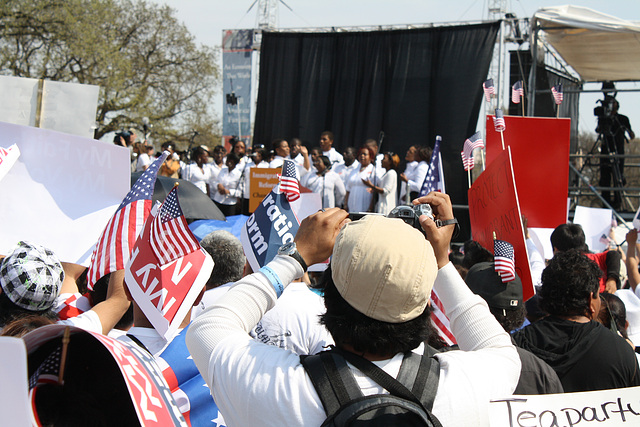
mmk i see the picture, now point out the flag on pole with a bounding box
[461,131,484,171]
[482,78,495,102]
[86,152,168,289]
[279,159,301,202]
[150,185,201,265]
[552,84,563,105]
[512,80,524,104]
[494,239,516,283]
[493,108,506,132]
[419,136,444,196]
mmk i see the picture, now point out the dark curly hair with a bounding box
[319,266,432,357]
[539,249,602,317]
[550,223,588,252]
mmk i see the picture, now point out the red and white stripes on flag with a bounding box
[493,108,506,132]
[150,186,200,265]
[430,290,456,346]
[551,84,563,105]
[279,159,301,202]
[494,239,516,283]
[482,78,495,103]
[86,152,168,289]
[512,80,524,104]
[461,131,484,171]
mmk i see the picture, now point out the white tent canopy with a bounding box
[533,5,640,82]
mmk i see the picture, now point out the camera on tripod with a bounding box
[594,95,616,120]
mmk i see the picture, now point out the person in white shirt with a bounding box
[400,145,418,205]
[344,146,376,212]
[289,137,311,178]
[362,152,399,215]
[212,152,243,216]
[269,139,290,169]
[320,131,344,165]
[186,194,520,427]
[333,147,360,186]
[400,145,432,201]
[210,145,227,182]
[301,155,346,209]
[182,145,212,195]
[134,143,154,172]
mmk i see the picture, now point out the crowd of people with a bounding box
[5,128,640,425]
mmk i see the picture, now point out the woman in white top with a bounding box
[181,145,212,195]
[240,148,270,215]
[301,155,346,209]
[344,146,376,213]
[134,143,153,172]
[212,152,243,216]
[363,152,400,215]
[269,139,290,168]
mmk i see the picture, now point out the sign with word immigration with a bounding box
[249,167,281,213]
[468,147,534,301]
[490,386,640,426]
[125,206,214,340]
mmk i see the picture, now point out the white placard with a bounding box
[491,386,640,426]
[573,205,613,252]
[0,337,33,426]
[0,121,130,265]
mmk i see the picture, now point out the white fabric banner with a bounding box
[0,121,130,265]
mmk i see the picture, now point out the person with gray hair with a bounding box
[192,230,246,319]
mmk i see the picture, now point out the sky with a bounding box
[151,0,640,137]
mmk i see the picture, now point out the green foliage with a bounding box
[0,0,219,144]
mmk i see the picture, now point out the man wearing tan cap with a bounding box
[187,193,520,426]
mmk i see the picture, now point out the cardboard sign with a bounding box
[573,205,614,252]
[485,115,571,230]
[249,167,281,213]
[468,148,534,301]
[490,386,640,426]
[125,208,214,340]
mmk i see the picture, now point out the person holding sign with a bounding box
[187,193,520,427]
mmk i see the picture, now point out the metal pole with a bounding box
[527,24,538,117]
[569,162,630,229]
[497,20,505,108]
[237,98,242,140]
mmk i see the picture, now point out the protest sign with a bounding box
[468,148,534,301]
[0,121,130,264]
[249,167,280,213]
[485,115,570,230]
[0,144,20,182]
[490,386,640,427]
[573,205,614,252]
[125,206,213,340]
[0,337,32,426]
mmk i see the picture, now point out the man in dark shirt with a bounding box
[513,250,640,392]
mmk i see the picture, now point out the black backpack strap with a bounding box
[301,351,364,417]
[396,351,441,411]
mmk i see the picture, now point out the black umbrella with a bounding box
[131,172,226,221]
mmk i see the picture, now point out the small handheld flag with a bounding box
[483,78,495,103]
[493,108,506,132]
[279,159,301,202]
[420,136,444,196]
[461,132,484,172]
[512,80,524,104]
[552,84,563,105]
[494,239,516,283]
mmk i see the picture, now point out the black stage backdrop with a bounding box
[254,22,500,240]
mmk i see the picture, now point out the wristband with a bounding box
[259,265,284,297]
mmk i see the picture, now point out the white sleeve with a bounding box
[408,163,428,193]
[186,255,304,382]
[334,173,346,207]
[526,238,545,287]
[57,310,103,334]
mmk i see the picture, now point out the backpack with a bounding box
[301,347,443,427]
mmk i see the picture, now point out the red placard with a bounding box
[469,148,535,301]
[485,115,571,229]
[125,210,213,339]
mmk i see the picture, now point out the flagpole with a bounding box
[556,106,560,118]
[500,132,505,150]
[481,149,486,171]
[467,169,471,189]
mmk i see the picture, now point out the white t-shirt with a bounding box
[135,153,152,172]
[301,170,346,209]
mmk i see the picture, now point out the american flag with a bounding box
[86,152,168,289]
[150,186,200,265]
[279,159,300,202]
[483,78,495,102]
[494,239,516,283]
[552,84,563,105]
[29,344,62,389]
[493,108,506,132]
[430,291,456,346]
[512,80,524,104]
[420,136,444,196]
[461,131,484,171]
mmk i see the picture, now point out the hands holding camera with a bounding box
[414,192,456,269]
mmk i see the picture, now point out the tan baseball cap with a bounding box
[331,215,438,323]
